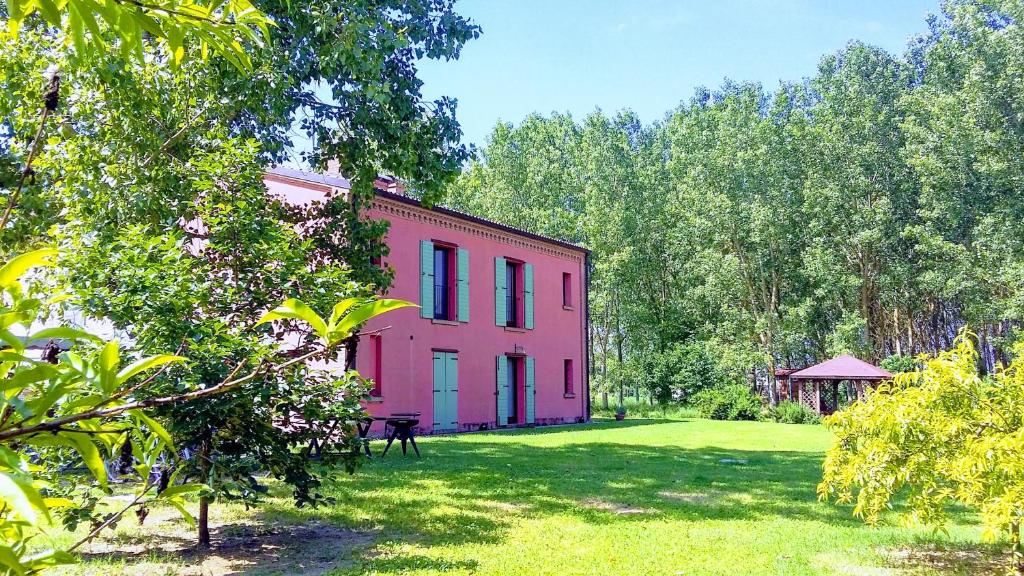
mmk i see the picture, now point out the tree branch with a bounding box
[0,348,326,443]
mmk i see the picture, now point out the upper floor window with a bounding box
[421,240,469,323]
[506,261,520,327]
[495,257,533,329]
[562,272,572,308]
[434,245,454,320]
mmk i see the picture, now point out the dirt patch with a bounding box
[71,522,375,576]
[884,545,1004,575]
[657,491,715,505]
[477,500,530,513]
[582,498,655,515]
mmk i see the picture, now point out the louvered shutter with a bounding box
[420,241,434,319]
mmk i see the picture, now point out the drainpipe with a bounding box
[583,251,591,422]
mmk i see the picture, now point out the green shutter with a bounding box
[494,256,507,327]
[524,263,535,329]
[496,355,509,426]
[432,352,459,432]
[420,240,434,319]
[432,352,445,429]
[457,248,470,323]
[525,356,536,424]
[445,353,459,430]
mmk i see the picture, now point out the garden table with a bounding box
[353,416,375,457]
[380,412,421,457]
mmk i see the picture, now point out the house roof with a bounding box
[788,355,893,381]
[267,166,590,255]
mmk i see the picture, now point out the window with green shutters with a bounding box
[421,240,469,323]
[495,258,534,330]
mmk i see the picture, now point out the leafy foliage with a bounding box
[0,249,413,572]
[819,331,1024,565]
[445,0,1024,404]
[761,400,821,425]
[4,0,271,68]
[1,0,474,548]
[0,251,194,574]
[879,354,918,374]
[690,385,762,421]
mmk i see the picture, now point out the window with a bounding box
[368,335,383,397]
[505,261,520,327]
[564,359,574,395]
[495,257,533,329]
[433,245,455,320]
[562,272,572,308]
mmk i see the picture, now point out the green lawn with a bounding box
[56,418,1001,575]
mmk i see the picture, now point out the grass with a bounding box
[48,417,1003,575]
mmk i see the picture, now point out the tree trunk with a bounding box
[1011,520,1023,574]
[601,391,609,410]
[197,436,212,547]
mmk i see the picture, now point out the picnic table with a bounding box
[355,412,421,458]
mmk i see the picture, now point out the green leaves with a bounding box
[258,298,328,339]
[258,297,416,346]
[0,248,57,289]
[116,354,185,385]
[5,0,273,70]
[0,471,48,524]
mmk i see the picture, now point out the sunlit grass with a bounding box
[55,417,1000,575]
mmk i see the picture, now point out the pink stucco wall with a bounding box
[265,169,589,434]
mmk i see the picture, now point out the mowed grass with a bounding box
[56,418,1000,575]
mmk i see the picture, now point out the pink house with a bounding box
[265,167,590,434]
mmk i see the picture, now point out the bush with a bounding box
[690,385,762,421]
[761,400,820,424]
[880,354,918,374]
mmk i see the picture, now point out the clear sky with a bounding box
[417,0,943,149]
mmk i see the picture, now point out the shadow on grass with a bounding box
[84,420,994,575]
[257,424,940,574]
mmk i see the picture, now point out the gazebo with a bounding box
[775,355,893,415]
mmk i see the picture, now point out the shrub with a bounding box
[690,385,762,421]
[880,354,918,374]
[762,400,820,424]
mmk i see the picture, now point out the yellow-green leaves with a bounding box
[116,354,185,385]
[0,470,48,524]
[258,298,328,339]
[0,248,56,290]
[820,330,1024,562]
[0,251,192,573]
[258,297,416,346]
[5,0,273,70]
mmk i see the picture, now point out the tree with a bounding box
[440,0,1024,407]
[819,332,1024,571]
[2,0,477,547]
[0,249,411,572]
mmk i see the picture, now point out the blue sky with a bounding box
[417,0,942,148]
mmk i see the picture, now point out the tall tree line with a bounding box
[445,0,1024,401]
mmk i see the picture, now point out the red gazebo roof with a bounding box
[788,354,892,381]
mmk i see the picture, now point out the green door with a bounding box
[525,356,535,424]
[432,351,458,432]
